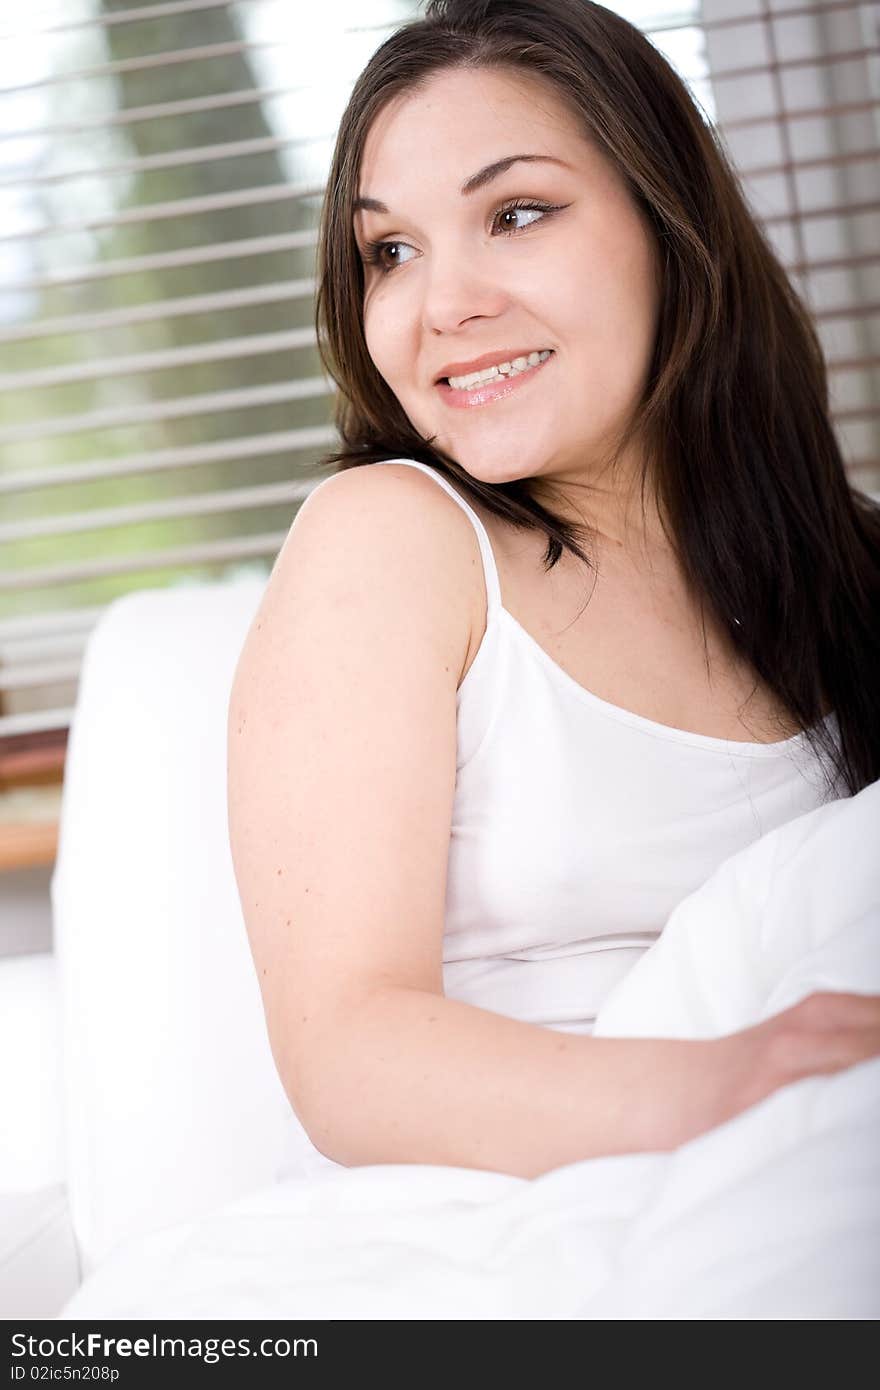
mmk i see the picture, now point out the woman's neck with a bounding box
[530,454,673,567]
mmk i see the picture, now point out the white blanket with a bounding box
[61,780,880,1319]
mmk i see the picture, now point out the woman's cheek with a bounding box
[364,306,401,387]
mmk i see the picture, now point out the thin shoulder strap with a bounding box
[369,458,503,614]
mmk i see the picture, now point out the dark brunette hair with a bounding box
[313,0,879,794]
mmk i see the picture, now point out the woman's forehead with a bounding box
[357,67,597,200]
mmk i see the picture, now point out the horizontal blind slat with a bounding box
[722,96,879,131]
[7,231,319,294]
[0,328,318,392]
[0,426,338,496]
[0,130,336,191]
[0,661,83,693]
[0,179,325,245]
[0,532,290,591]
[698,0,873,30]
[0,608,106,642]
[0,632,89,663]
[1,34,372,96]
[0,84,304,144]
[0,0,264,42]
[0,479,313,544]
[708,45,877,83]
[0,378,332,447]
[0,279,315,344]
[0,709,77,739]
[763,197,879,225]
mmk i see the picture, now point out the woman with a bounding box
[228,0,880,1180]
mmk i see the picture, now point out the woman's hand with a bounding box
[710,990,880,1131]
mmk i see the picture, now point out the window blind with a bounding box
[0,0,876,784]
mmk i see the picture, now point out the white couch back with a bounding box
[51,579,305,1276]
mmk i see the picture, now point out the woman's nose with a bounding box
[419,252,509,335]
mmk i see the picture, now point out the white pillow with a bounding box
[0,952,65,1192]
[0,1186,80,1319]
[51,579,323,1276]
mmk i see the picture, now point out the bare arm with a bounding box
[299,985,880,1178]
[297,985,726,1177]
[228,464,880,1181]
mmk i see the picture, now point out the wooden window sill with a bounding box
[0,734,67,871]
[0,819,60,872]
[0,785,64,873]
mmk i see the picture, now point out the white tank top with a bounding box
[369,457,844,1036]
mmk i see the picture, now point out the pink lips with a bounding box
[435,351,554,408]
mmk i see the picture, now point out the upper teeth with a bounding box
[446,350,551,390]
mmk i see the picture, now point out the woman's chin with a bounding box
[456,457,545,488]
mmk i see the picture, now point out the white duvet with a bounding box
[61,780,880,1320]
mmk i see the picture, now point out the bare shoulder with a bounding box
[274,461,484,683]
[295,460,482,559]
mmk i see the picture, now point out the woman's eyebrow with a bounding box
[353,153,572,214]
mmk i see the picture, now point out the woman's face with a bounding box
[353,65,662,512]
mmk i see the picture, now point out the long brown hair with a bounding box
[313,0,879,795]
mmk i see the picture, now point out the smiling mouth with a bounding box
[439,350,553,389]
[435,349,555,407]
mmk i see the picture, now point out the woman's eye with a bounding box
[360,200,560,276]
[493,203,549,234]
[362,240,417,274]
